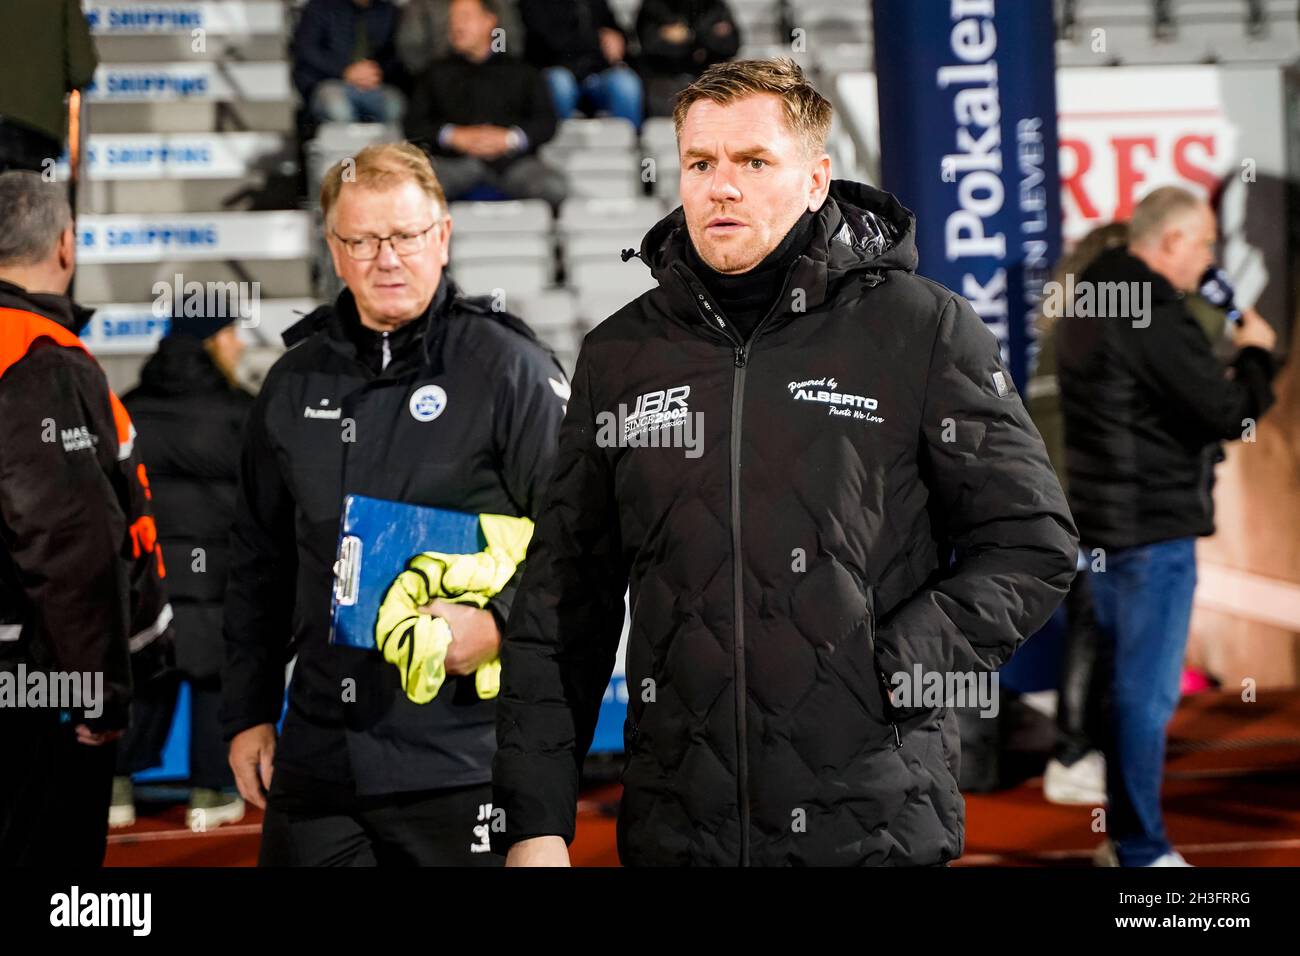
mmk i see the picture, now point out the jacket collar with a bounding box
[283,273,458,374]
[1084,247,1182,307]
[627,179,918,340]
[0,279,96,336]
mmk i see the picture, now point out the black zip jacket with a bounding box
[491,180,1079,865]
[122,337,253,681]
[1055,247,1276,552]
[221,276,568,796]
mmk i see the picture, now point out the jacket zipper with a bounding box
[679,259,799,867]
[864,599,902,749]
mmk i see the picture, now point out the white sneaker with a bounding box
[1092,839,1119,867]
[1145,851,1192,867]
[108,775,135,829]
[186,790,246,832]
[1044,751,1107,805]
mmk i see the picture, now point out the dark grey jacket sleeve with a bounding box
[484,338,569,631]
[872,294,1079,682]
[491,346,628,850]
[1128,302,1276,444]
[221,379,295,739]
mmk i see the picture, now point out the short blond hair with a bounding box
[672,58,833,157]
[320,143,448,228]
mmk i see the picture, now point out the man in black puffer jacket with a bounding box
[114,310,253,831]
[492,60,1079,867]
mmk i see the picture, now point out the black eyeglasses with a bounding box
[331,220,442,260]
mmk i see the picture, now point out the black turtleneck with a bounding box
[345,275,449,375]
[684,207,818,343]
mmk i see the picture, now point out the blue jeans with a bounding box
[1088,537,1197,866]
[310,80,405,124]
[544,65,643,129]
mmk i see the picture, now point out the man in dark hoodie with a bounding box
[492,59,1079,866]
[1056,186,1278,867]
[111,309,254,833]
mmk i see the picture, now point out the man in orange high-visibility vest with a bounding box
[0,170,172,866]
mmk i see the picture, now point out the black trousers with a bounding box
[0,709,116,866]
[1054,570,1113,764]
[116,674,235,790]
[259,772,503,867]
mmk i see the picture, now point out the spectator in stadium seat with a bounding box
[397,0,527,78]
[406,0,566,210]
[519,0,644,129]
[635,0,740,117]
[0,0,98,173]
[292,0,407,125]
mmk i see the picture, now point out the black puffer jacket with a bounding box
[492,180,1079,865]
[1056,247,1276,551]
[122,336,252,680]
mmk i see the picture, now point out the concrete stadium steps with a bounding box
[83,61,296,133]
[81,100,297,135]
[76,131,296,215]
[85,0,287,61]
[75,259,313,310]
[79,2,313,375]
[84,298,319,353]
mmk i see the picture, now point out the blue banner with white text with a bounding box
[872,0,1062,388]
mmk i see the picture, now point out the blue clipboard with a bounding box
[329,494,486,650]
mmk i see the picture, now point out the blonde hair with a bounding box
[672,58,833,157]
[320,143,448,228]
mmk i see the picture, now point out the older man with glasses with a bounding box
[222,143,568,866]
